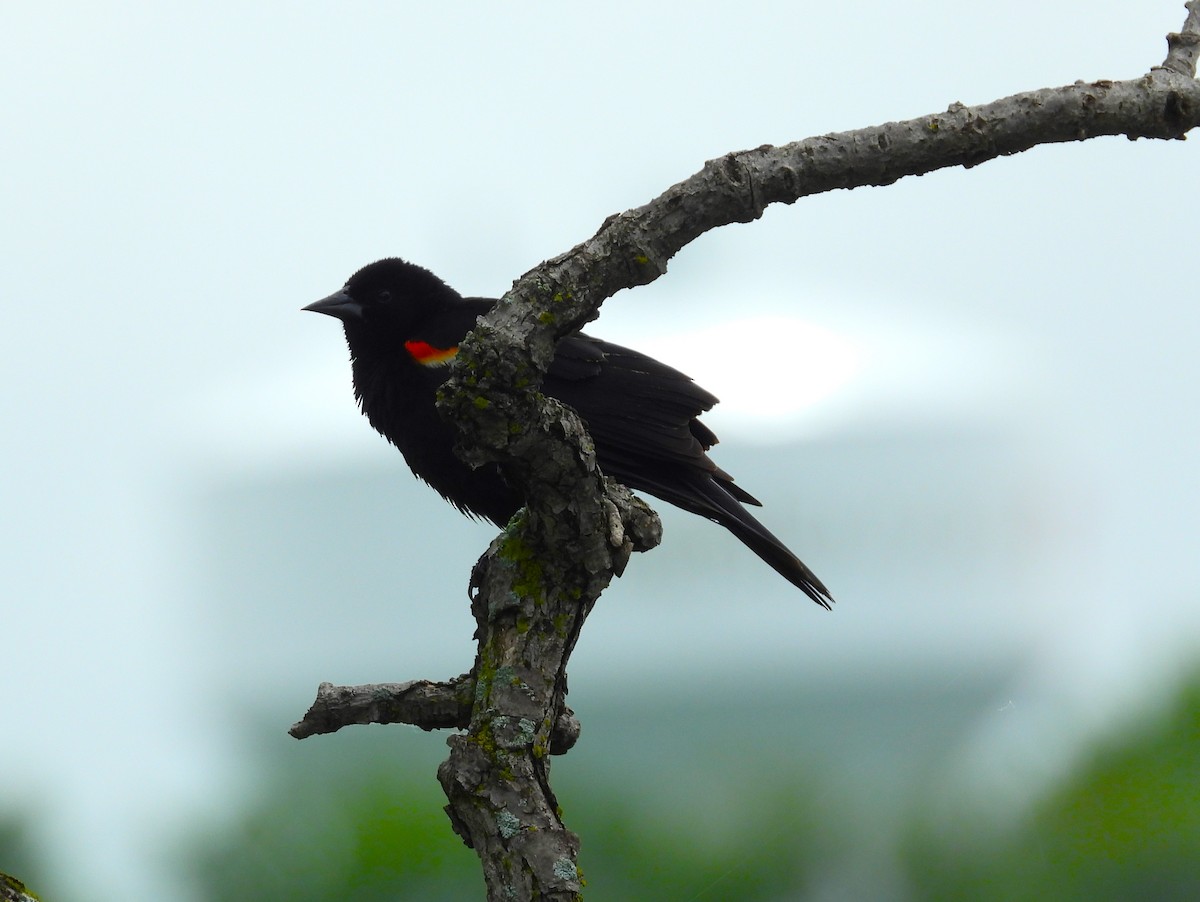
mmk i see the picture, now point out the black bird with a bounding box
[305,258,832,608]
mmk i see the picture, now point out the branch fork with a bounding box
[293,8,1199,898]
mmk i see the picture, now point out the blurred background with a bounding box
[4,2,1199,899]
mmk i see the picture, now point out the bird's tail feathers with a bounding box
[695,479,833,609]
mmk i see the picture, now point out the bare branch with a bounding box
[433,491,659,901]
[1160,0,1200,76]
[289,678,471,740]
[453,70,1200,395]
[433,37,1200,897]
[290,677,582,753]
[296,9,1200,899]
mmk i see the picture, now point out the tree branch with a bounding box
[433,26,1200,897]
[1160,1,1200,75]
[0,874,39,902]
[289,677,582,753]
[290,678,472,739]
[453,69,1200,385]
[296,8,1200,899]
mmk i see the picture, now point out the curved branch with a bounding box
[434,43,1200,899]
[456,69,1200,385]
[292,10,1200,900]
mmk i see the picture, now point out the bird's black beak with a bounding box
[303,289,363,322]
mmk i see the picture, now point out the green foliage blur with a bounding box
[0,817,42,901]
[181,722,835,901]
[184,729,480,902]
[3,672,1198,900]
[904,676,1200,901]
[176,672,1200,901]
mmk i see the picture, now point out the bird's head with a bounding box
[304,258,459,355]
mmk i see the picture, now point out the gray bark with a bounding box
[294,7,1200,899]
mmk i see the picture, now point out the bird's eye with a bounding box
[377,290,392,304]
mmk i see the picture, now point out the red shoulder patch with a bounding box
[404,340,459,367]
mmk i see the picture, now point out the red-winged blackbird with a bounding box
[305,258,832,608]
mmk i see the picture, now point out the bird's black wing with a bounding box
[545,333,832,607]
[545,333,757,501]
